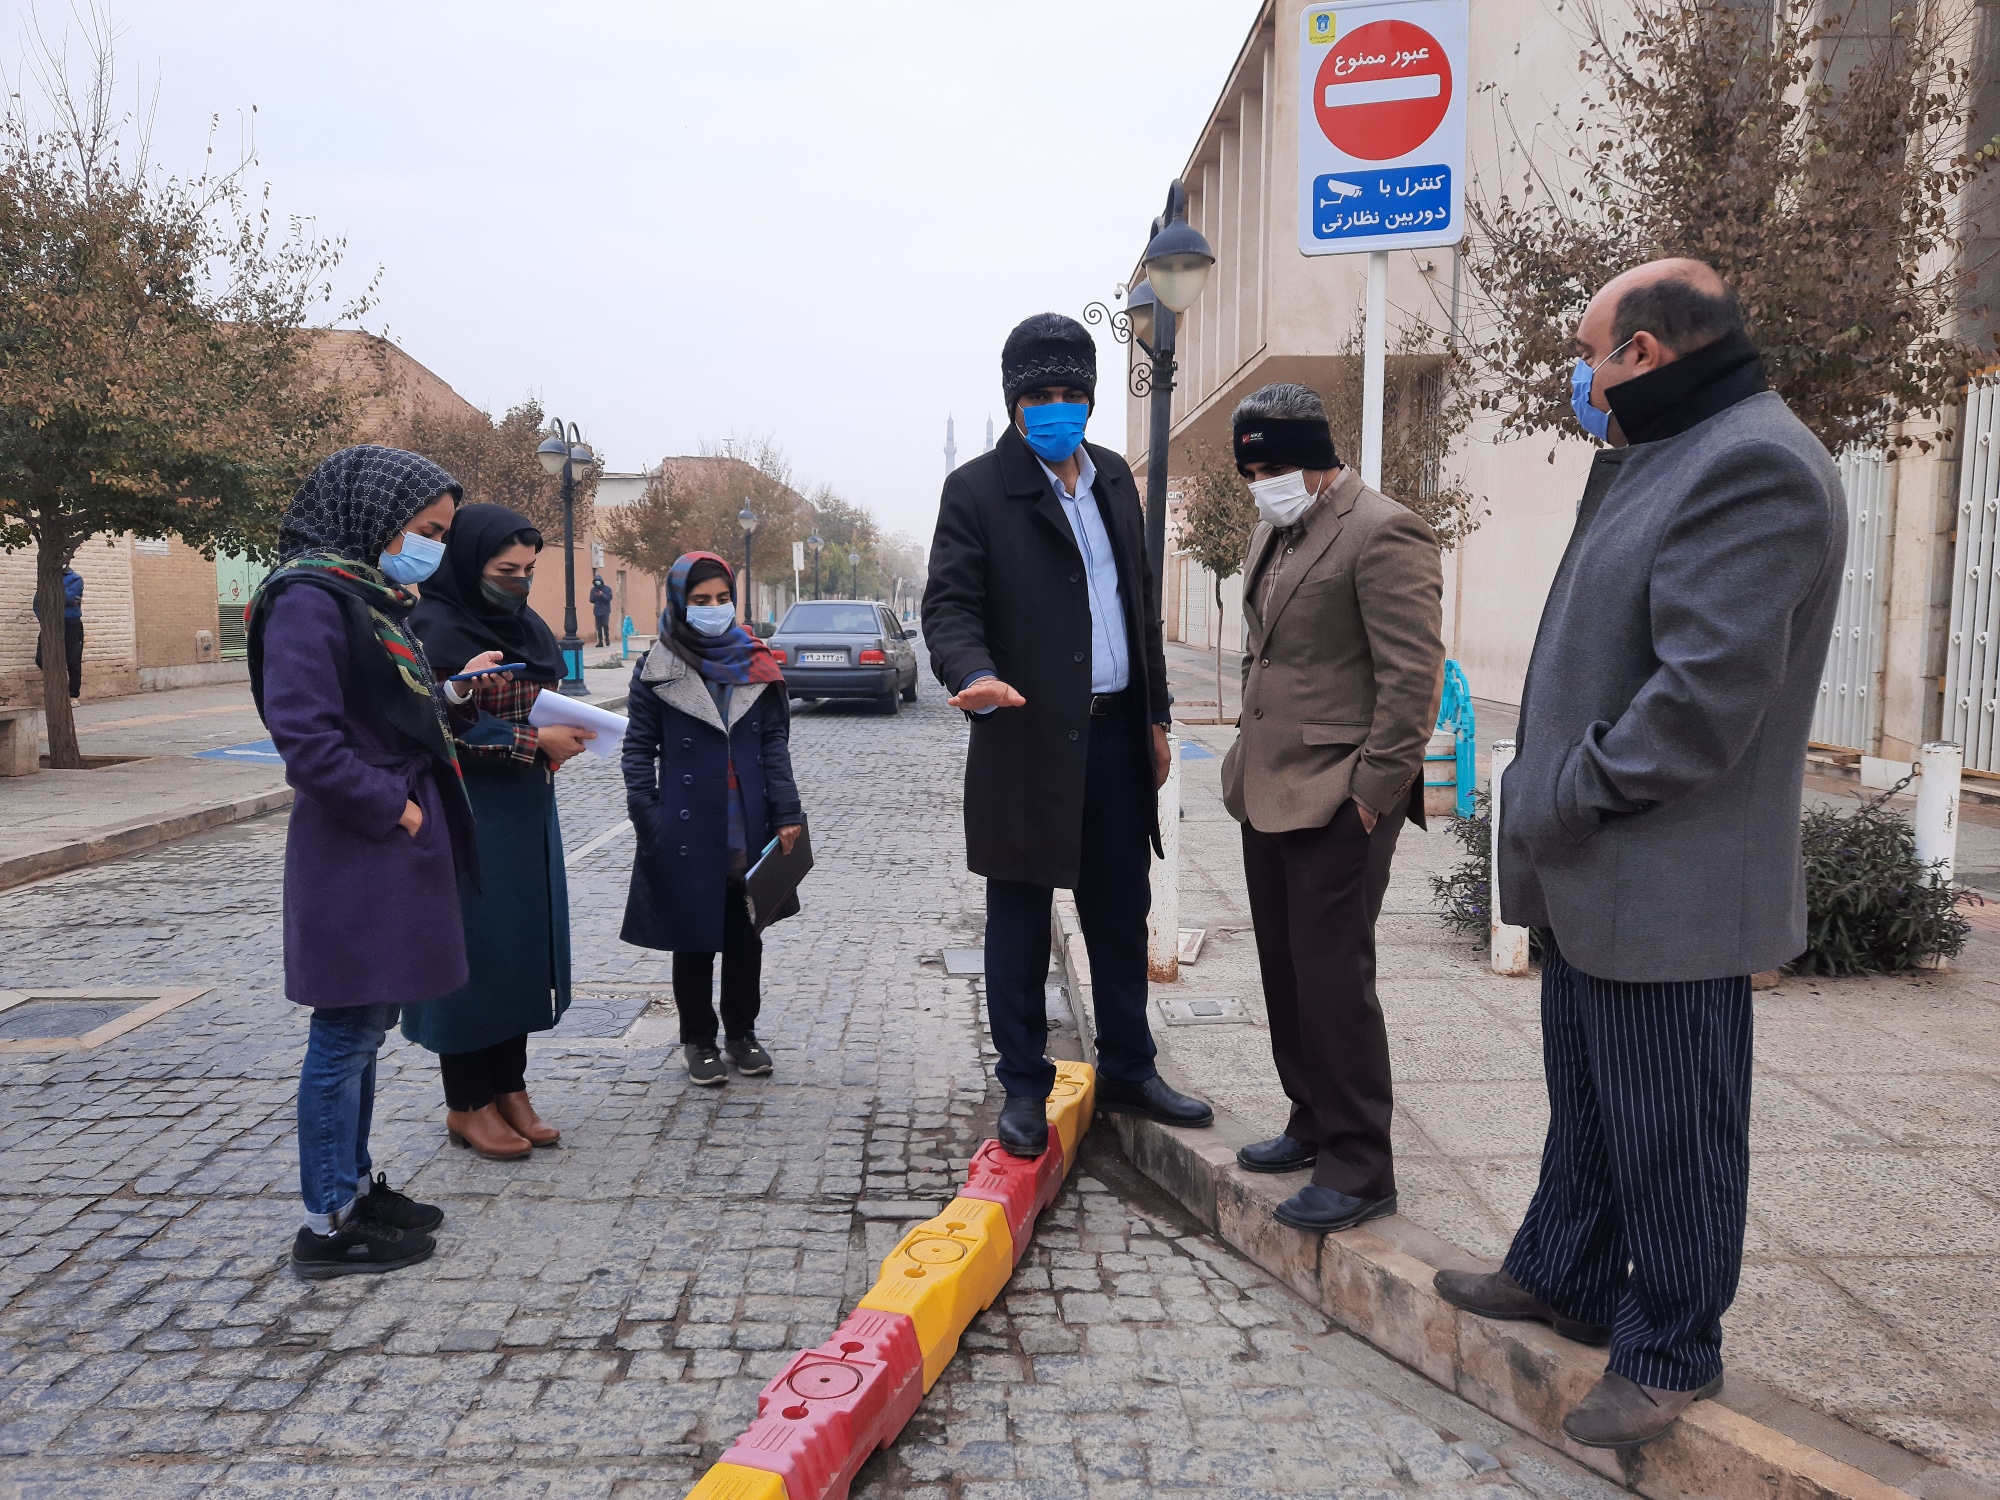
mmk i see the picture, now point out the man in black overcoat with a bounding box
[923,313,1214,1158]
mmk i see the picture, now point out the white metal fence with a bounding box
[1810,447,1895,751]
[1944,380,2000,771]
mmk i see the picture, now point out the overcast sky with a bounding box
[15,1,1265,541]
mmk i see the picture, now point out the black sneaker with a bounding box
[353,1172,444,1233]
[725,1033,773,1076]
[685,1043,728,1086]
[291,1220,435,1280]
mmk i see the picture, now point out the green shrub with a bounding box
[1431,790,1493,938]
[1429,787,1968,978]
[1793,797,1969,976]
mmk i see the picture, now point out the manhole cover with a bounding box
[553,992,659,1039]
[0,1000,142,1040]
[0,988,209,1052]
[1157,995,1248,1026]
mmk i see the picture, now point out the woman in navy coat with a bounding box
[621,553,802,1085]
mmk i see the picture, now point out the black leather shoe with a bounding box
[1237,1134,1315,1173]
[997,1096,1049,1158]
[1095,1074,1215,1128]
[1272,1183,1397,1233]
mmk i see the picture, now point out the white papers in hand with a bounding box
[528,691,628,759]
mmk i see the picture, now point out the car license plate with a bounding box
[799,651,845,665]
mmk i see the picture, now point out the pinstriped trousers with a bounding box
[1502,939,1752,1391]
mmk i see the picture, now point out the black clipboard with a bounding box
[743,818,812,933]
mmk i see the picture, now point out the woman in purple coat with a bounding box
[248,446,500,1279]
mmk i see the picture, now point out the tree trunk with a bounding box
[33,509,83,770]
[1215,575,1226,726]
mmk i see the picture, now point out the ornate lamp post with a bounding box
[535,417,596,696]
[738,501,758,626]
[808,533,824,600]
[1082,179,1215,589]
[848,550,860,598]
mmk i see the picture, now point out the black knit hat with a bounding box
[1002,313,1097,411]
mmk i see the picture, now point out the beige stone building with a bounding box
[1137,0,1999,772]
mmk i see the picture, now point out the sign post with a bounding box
[1298,0,1469,488]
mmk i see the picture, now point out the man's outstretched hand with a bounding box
[947,677,1026,712]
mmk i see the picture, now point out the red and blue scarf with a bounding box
[662,552,783,686]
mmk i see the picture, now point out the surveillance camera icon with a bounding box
[1319,179,1363,202]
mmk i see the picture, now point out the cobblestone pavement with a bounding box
[0,687,1625,1499]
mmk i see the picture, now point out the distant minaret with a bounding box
[945,414,957,474]
[984,416,994,454]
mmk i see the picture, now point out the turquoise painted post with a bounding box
[1436,659,1477,818]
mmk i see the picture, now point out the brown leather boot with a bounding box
[446,1104,531,1160]
[1433,1268,1612,1346]
[494,1090,559,1147]
[1561,1370,1724,1449]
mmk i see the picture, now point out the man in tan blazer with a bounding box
[1219,383,1444,1233]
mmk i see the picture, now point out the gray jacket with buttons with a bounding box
[1498,389,1845,981]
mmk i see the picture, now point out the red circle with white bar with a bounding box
[1314,19,1452,161]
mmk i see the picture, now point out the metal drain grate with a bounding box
[0,988,210,1052]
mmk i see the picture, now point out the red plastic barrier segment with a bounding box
[720,1309,924,1500]
[958,1135,1064,1264]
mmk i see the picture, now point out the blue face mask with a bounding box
[1569,337,1634,442]
[1019,401,1090,462]
[379,531,446,585]
[685,603,737,637]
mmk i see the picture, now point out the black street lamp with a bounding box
[848,550,860,598]
[1083,178,1215,593]
[808,532,824,600]
[738,501,758,627]
[535,417,596,696]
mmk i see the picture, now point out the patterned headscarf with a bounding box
[278,445,462,564]
[661,552,783,686]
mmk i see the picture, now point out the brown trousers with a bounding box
[1241,796,1405,1197]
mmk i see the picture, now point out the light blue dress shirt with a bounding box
[961,446,1131,710]
[1040,448,1129,694]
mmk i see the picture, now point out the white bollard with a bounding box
[1148,731,1182,982]
[1490,739,1532,976]
[1915,740,1962,884]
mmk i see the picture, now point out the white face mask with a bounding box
[1247,469,1320,528]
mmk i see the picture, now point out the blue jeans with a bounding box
[297,1004,400,1219]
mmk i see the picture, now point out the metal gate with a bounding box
[1944,380,2000,769]
[1810,447,1894,751]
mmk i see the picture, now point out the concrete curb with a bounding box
[1049,895,1939,1500]
[0,787,294,894]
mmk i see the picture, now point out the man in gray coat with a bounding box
[1435,260,1845,1449]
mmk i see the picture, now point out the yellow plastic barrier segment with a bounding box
[1045,1060,1096,1170]
[857,1196,1013,1388]
[685,1462,788,1500]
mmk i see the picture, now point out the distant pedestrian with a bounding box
[922,312,1212,1159]
[408,504,593,1159]
[1220,383,1443,1233]
[31,565,85,700]
[591,572,614,648]
[247,445,498,1280]
[621,552,803,1085]
[1435,260,1845,1448]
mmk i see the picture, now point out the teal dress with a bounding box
[402,681,572,1054]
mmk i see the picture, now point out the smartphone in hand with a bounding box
[449,662,527,682]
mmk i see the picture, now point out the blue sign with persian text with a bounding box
[1311,164,1451,241]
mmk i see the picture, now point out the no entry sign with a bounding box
[1297,0,1468,255]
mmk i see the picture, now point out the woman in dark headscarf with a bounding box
[620,553,803,1085]
[246,444,500,1280]
[407,504,590,1159]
